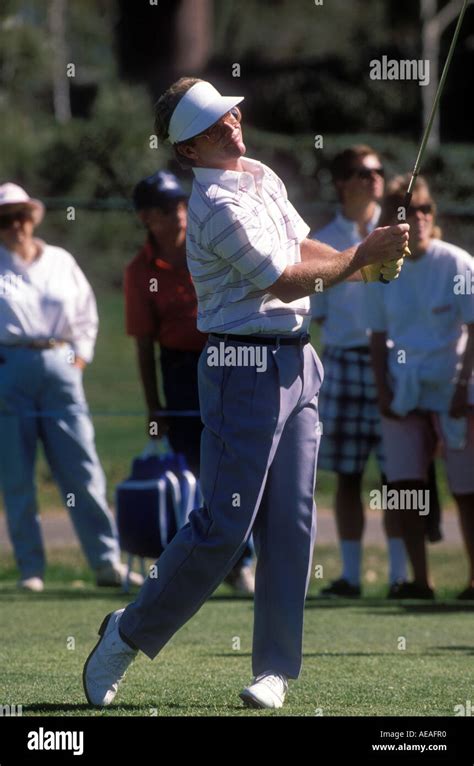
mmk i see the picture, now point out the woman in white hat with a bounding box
[0,184,142,591]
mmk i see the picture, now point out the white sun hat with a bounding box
[168,81,244,144]
[0,183,45,225]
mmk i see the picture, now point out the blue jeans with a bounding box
[0,345,120,579]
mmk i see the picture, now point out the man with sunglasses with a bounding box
[311,146,409,600]
[125,170,255,593]
[84,79,409,710]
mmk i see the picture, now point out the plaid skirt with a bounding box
[317,345,384,474]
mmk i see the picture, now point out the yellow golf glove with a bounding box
[361,246,410,283]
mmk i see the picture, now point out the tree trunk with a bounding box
[49,0,71,124]
[420,0,468,149]
[421,0,440,149]
[174,0,212,74]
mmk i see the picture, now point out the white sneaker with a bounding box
[18,577,44,593]
[240,671,288,709]
[96,563,144,588]
[83,609,137,707]
[225,565,255,595]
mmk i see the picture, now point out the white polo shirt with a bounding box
[367,239,474,414]
[186,156,311,335]
[310,207,380,349]
[0,241,98,362]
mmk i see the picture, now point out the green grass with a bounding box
[1,545,472,717]
[1,286,452,514]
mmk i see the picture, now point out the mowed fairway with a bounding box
[1,289,470,716]
[1,545,473,717]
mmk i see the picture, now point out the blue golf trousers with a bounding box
[120,337,323,678]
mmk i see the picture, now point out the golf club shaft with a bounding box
[380,0,469,283]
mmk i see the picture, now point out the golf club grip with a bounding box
[379,190,413,284]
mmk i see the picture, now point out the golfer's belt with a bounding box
[209,332,311,346]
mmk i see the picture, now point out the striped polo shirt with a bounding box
[186,156,311,335]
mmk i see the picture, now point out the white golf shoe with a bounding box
[83,609,137,706]
[240,671,288,709]
[95,563,144,588]
[225,565,255,595]
[18,577,44,593]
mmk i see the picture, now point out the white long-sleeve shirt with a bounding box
[0,241,98,363]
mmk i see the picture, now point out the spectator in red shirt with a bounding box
[125,171,205,473]
[124,171,254,593]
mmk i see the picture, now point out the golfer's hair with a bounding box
[154,77,204,168]
[331,145,380,183]
[379,173,441,238]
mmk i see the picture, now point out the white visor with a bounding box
[168,81,244,144]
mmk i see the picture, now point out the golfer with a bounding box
[83,78,408,709]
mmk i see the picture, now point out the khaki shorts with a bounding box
[381,410,474,495]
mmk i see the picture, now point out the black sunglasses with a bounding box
[0,211,31,229]
[350,166,385,181]
[408,203,434,216]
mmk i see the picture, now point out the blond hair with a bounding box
[154,77,204,168]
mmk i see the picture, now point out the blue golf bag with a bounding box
[116,439,202,589]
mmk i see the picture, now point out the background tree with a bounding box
[48,0,70,124]
[421,0,473,149]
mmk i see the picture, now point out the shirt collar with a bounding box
[192,156,264,195]
[142,237,186,272]
[334,205,380,237]
[143,237,158,263]
[0,239,45,267]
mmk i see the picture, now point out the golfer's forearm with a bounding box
[299,238,338,263]
[300,238,364,280]
[136,338,161,411]
[269,241,361,303]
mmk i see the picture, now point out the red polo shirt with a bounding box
[124,238,207,352]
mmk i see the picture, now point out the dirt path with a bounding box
[0,506,462,552]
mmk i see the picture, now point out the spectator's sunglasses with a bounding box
[408,203,434,216]
[348,166,385,181]
[189,106,242,144]
[0,210,31,229]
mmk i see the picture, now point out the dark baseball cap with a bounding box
[132,171,187,211]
